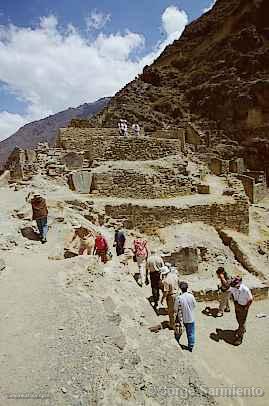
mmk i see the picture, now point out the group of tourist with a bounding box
[118,119,140,137]
[132,237,197,351]
[28,197,253,350]
[131,236,253,349]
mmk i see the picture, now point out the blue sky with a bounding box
[0,0,215,140]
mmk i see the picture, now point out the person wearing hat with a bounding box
[29,193,48,243]
[160,266,179,330]
[146,251,164,309]
[229,276,253,345]
[174,282,197,352]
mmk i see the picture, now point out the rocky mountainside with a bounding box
[91,0,269,178]
[0,97,110,168]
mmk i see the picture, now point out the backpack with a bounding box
[134,240,147,257]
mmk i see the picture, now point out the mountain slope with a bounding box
[90,0,269,177]
[0,98,110,168]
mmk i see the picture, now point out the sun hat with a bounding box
[160,266,170,275]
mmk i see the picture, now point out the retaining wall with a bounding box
[103,198,249,234]
[91,169,194,198]
[57,129,183,161]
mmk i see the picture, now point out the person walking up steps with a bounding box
[114,227,126,256]
[94,232,109,264]
[229,276,253,345]
[160,266,179,330]
[29,193,48,244]
[174,282,196,352]
[146,250,164,309]
[133,236,149,286]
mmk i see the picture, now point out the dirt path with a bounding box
[193,300,269,406]
[0,250,100,406]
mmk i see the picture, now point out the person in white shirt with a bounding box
[229,276,253,344]
[123,120,128,136]
[118,119,125,136]
[174,282,196,352]
[132,123,140,136]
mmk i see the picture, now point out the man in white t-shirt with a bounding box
[229,276,253,345]
[174,282,196,352]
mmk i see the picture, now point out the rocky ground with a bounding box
[0,176,269,406]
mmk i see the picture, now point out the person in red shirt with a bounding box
[94,232,109,263]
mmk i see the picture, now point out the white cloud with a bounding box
[141,6,188,67]
[86,10,111,31]
[203,0,217,13]
[162,6,188,37]
[0,111,28,140]
[0,7,188,141]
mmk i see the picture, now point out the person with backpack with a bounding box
[146,250,164,309]
[174,282,197,352]
[132,236,149,286]
[94,232,109,264]
[216,267,231,317]
[160,266,179,330]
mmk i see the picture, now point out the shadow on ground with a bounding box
[21,227,40,241]
[202,306,220,318]
[210,328,242,346]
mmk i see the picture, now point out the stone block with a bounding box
[68,171,93,193]
[229,158,245,174]
[209,158,229,176]
[197,184,210,194]
[62,152,84,170]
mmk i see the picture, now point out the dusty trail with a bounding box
[0,249,98,406]
[0,253,58,405]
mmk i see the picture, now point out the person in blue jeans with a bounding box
[30,194,48,243]
[174,282,196,352]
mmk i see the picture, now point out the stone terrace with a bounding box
[56,128,184,161]
[82,156,196,199]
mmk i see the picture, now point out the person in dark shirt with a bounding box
[114,227,126,256]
